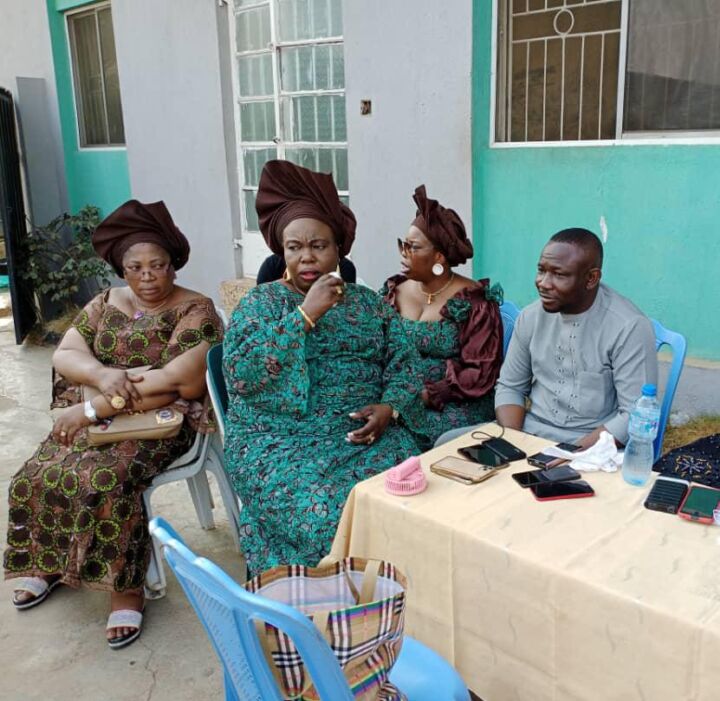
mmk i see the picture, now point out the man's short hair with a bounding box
[549,228,603,268]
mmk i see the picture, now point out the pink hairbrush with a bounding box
[385,456,427,496]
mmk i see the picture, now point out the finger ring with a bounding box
[59,431,67,437]
[368,434,375,444]
[111,395,126,410]
[336,286,343,296]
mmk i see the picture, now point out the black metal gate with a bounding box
[0,87,36,343]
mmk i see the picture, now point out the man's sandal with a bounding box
[107,608,145,650]
[12,577,62,611]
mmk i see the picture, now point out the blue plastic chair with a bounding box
[499,300,521,357]
[651,318,687,462]
[206,343,229,442]
[149,517,471,701]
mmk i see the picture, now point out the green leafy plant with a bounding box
[23,205,113,322]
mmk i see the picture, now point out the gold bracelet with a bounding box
[297,306,316,329]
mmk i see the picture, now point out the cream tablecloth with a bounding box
[325,425,720,701]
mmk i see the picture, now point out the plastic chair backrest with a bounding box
[149,518,354,701]
[499,300,521,357]
[206,344,228,439]
[651,318,687,462]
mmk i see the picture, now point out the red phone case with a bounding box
[677,485,720,524]
[530,482,595,501]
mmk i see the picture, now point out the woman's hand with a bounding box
[52,405,92,447]
[96,367,144,408]
[347,404,393,445]
[300,273,345,325]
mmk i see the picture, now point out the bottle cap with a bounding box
[641,383,657,396]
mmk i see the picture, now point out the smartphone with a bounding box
[482,437,527,463]
[457,444,509,468]
[530,480,595,501]
[513,465,582,488]
[677,484,720,524]
[430,456,500,485]
[527,443,582,468]
[644,477,689,515]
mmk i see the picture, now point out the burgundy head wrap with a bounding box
[255,160,357,256]
[92,200,190,277]
[411,185,473,266]
[92,199,190,277]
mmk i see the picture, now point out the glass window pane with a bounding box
[624,1,720,132]
[285,147,347,190]
[280,44,344,92]
[236,6,271,52]
[282,95,346,141]
[70,13,107,146]
[243,189,260,231]
[234,0,267,6]
[97,8,125,144]
[237,53,273,97]
[278,0,343,42]
[239,100,276,141]
[242,147,277,186]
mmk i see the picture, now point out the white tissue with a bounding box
[542,431,623,473]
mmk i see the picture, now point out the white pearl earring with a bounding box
[432,263,445,276]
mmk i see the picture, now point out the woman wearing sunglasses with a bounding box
[381,185,504,449]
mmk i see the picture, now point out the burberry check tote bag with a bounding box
[245,557,407,700]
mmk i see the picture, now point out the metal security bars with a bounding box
[494,0,720,143]
[231,0,347,261]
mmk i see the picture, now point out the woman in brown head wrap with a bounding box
[222,160,422,575]
[4,200,223,649]
[381,185,504,449]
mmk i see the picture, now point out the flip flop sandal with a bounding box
[12,577,62,611]
[107,608,145,650]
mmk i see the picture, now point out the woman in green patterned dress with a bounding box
[223,160,422,575]
[382,186,504,449]
[4,200,223,649]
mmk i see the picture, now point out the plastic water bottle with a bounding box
[622,384,660,486]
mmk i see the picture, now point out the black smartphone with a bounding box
[481,437,527,462]
[457,444,508,468]
[513,465,582,488]
[530,480,595,501]
[644,477,689,515]
[527,443,582,468]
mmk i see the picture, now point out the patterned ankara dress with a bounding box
[4,291,223,592]
[223,282,422,575]
[381,275,504,450]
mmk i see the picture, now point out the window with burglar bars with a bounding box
[495,0,720,143]
[67,2,125,147]
[232,0,347,254]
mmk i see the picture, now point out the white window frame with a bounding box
[228,0,348,258]
[490,0,720,148]
[65,1,126,152]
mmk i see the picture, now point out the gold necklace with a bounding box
[419,273,455,305]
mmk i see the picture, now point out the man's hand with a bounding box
[347,404,393,445]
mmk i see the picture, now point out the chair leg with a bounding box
[206,446,243,553]
[187,470,216,530]
[143,488,167,599]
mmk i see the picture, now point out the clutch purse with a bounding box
[82,366,184,445]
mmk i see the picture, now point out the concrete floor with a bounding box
[0,307,247,701]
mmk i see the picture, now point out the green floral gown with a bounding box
[223,282,422,575]
[381,275,504,449]
[4,291,223,592]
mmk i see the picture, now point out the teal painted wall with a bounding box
[472,2,720,361]
[46,0,130,215]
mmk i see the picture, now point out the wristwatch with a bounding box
[83,399,98,423]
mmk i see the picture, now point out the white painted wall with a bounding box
[342,0,473,288]
[111,0,239,302]
[0,0,68,219]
